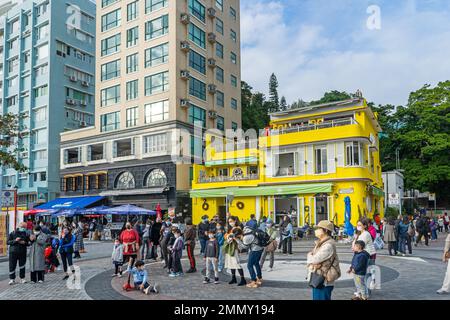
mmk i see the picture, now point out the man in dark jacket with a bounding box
[415,215,431,246]
[7,222,31,285]
[184,218,197,273]
[150,217,162,260]
[198,215,210,255]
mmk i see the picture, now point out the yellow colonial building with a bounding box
[190,98,384,228]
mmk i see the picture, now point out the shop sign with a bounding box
[339,188,354,194]
[388,193,400,205]
[0,215,7,257]
[1,191,14,208]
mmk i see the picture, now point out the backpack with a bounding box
[245,228,272,247]
[415,219,424,230]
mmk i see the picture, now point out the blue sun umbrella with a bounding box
[344,196,355,237]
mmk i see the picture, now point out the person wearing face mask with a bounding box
[160,219,174,269]
[59,227,76,280]
[260,218,278,272]
[224,216,246,286]
[119,222,140,267]
[29,226,48,283]
[353,218,376,264]
[203,230,219,284]
[141,221,152,260]
[198,215,211,255]
[7,222,31,285]
[169,229,184,277]
[74,222,84,259]
[306,221,341,300]
[39,221,51,236]
[216,224,225,273]
[184,218,197,273]
[150,217,162,260]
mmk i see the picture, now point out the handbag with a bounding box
[266,240,278,253]
[308,248,336,289]
[445,250,450,261]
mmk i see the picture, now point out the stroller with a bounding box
[45,238,60,273]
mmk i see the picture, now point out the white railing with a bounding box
[198,174,259,183]
[270,118,357,136]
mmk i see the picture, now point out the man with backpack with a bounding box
[415,215,431,246]
[238,226,272,288]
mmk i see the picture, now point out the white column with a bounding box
[256,196,261,221]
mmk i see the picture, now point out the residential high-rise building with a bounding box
[0,0,96,208]
[59,0,242,218]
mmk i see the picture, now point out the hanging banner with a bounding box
[0,215,7,257]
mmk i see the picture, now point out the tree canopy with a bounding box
[0,113,28,173]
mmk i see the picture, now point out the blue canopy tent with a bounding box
[98,204,156,216]
[34,196,106,218]
[344,196,355,237]
[83,206,111,215]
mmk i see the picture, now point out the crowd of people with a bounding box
[5,210,450,300]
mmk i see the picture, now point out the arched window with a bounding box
[115,171,135,189]
[145,169,167,187]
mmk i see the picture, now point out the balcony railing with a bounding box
[198,174,259,183]
[270,118,357,136]
[90,154,104,161]
[274,167,297,177]
[67,158,80,164]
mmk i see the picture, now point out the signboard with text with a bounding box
[388,193,400,205]
[0,215,7,257]
[1,191,14,208]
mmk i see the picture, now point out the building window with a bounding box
[126,79,138,101]
[232,122,238,131]
[217,116,224,130]
[34,107,47,122]
[189,77,206,101]
[101,85,120,107]
[101,59,120,81]
[230,29,237,43]
[189,0,205,23]
[143,134,167,154]
[145,100,169,123]
[126,107,138,127]
[345,141,363,167]
[101,8,121,32]
[100,111,120,132]
[36,43,49,60]
[34,129,47,145]
[126,26,139,47]
[145,42,168,67]
[215,0,223,11]
[230,7,237,20]
[34,85,48,98]
[189,50,206,75]
[231,98,238,110]
[216,42,223,59]
[102,0,119,8]
[145,71,169,96]
[115,171,135,190]
[231,51,237,64]
[145,14,169,40]
[216,18,223,35]
[231,75,237,87]
[216,67,224,83]
[127,1,138,21]
[145,169,167,187]
[216,91,224,107]
[189,105,206,127]
[101,33,121,56]
[189,24,205,49]
[315,145,328,174]
[145,0,168,13]
[126,53,139,73]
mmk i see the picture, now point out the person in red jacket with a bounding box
[119,222,140,268]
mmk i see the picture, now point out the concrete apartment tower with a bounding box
[0,0,96,209]
[59,0,242,216]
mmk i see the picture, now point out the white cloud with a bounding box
[241,0,450,106]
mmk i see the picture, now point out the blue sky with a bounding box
[241,0,450,106]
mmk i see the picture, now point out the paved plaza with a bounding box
[0,237,449,300]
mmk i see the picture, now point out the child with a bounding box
[216,225,225,273]
[112,239,124,277]
[348,240,371,300]
[169,229,184,277]
[127,260,159,295]
[204,230,220,284]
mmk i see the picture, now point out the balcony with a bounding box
[269,118,357,136]
[198,174,259,184]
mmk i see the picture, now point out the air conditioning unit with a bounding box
[180,41,190,52]
[81,81,89,87]
[208,84,217,94]
[20,151,28,159]
[79,100,87,106]
[180,13,190,25]
[207,7,216,18]
[66,98,76,105]
[80,121,87,127]
[208,58,216,68]
[180,70,190,80]
[180,99,191,109]
[69,75,77,82]
[208,33,217,43]
[208,110,217,119]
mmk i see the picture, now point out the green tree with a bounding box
[268,73,279,113]
[310,90,353,105]
[0,113,28,172]
[279,96,288,111]
[241,81,270,133]
[289,99,308,110]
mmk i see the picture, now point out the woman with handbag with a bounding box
[224,216,246,286]
[437,234,450,294]
[307,220,341,300]
[260,218,278,272]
